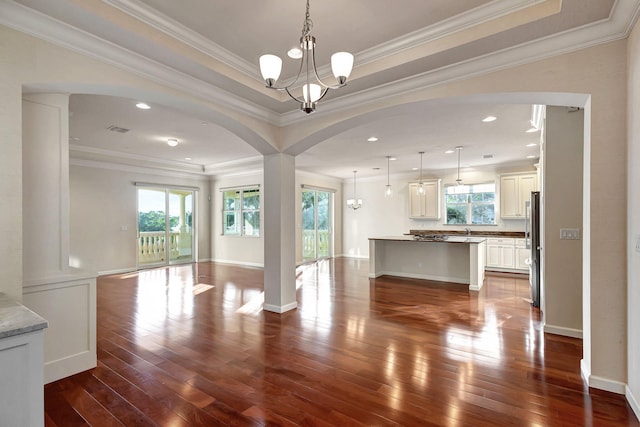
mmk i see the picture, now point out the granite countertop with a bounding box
[410,229,525,238]
[0,293,48,340]
[369,235,486,244]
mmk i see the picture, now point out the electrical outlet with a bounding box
[120,225,128,231]
[635,235,640,253]
[560,228,580,240]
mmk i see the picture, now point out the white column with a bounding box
[263,153,297,313]
[21,93,97,384]
[22,93,70,278]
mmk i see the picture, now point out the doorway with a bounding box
[302,188,333,261]
[137,187,195,268]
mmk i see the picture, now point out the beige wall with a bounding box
[0,23,632,393]
[543,106,584,336]
[627,17,640,416]
[69,165,211,274]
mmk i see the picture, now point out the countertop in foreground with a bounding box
[0,293,48,339]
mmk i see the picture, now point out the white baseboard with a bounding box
[264,301,298,313]
[44,350,96,384]
[98,267,136,276]
[211,259,264,268]
[544,324,583,339]
[626,385,640,421]
[580,359,626,394]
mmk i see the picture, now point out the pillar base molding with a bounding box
[264,302,298,314]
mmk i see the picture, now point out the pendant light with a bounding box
[455,146,464,186]
[418,151,425,194]
[384,156,393,198]
[347,170,363,210]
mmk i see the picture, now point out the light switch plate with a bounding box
[635,235,640,253]
[560,228,580,240]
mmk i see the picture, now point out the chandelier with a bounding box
[258,0,354,114]
[347,170,363,210]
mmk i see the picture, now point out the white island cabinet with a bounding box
[368,236,487,290]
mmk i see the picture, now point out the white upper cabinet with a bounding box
[500,173,537,219]
[409,179,441,219]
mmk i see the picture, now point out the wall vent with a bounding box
[107,125,130,133]
[482,154,494,159]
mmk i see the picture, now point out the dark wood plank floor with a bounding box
[44,259,639,426]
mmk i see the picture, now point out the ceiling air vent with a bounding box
[107,125,130,133]
[483,154,494,159]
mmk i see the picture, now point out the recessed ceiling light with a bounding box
[69,136,80,141]
[167,138,179,147]
[526,143,538,147]
[367,137,378,142]
[389,157,397,161]
[445,150,455,154]
[526,127,539,133]
[136,102,151,110]
[287,47,303,59]
[527,155,537,159]
[185,157,192,161]
[412,167,418,171]
[482,116,497,122]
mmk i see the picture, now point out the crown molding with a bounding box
[203,155,263,177]
[70,144,206,174]
[3,0,638,130]
[103,0,259,81]
[354,0,548,68]
[277,0,639,126]
[69,157,208,180]
[0,1,277,123]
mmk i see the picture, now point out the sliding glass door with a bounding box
[302,189,332,261]
[137,187,194,268]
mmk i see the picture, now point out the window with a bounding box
[445,183,495,225]
[223,187,260,236]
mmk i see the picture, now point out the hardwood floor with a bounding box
[44,259,639,426]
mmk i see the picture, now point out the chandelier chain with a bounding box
[301,0,313,38]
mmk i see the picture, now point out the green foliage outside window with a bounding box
[445,183,496,225]
[223,188,260,236]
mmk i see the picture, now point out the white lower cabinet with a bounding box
[485,237,528,272]
[486,238,515,269]
[515,238,529,271]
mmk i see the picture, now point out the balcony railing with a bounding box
[302,229,330,259]
[139,231,180,264]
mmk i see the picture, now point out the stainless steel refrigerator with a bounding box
[525,191,541,307]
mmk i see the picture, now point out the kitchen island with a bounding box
[368,235,487,290]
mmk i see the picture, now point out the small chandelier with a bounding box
[455,146,464,186]
[347,170,363,210]
[418,151,425,194]
[385,156,393,198]
[258,0,354,114]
